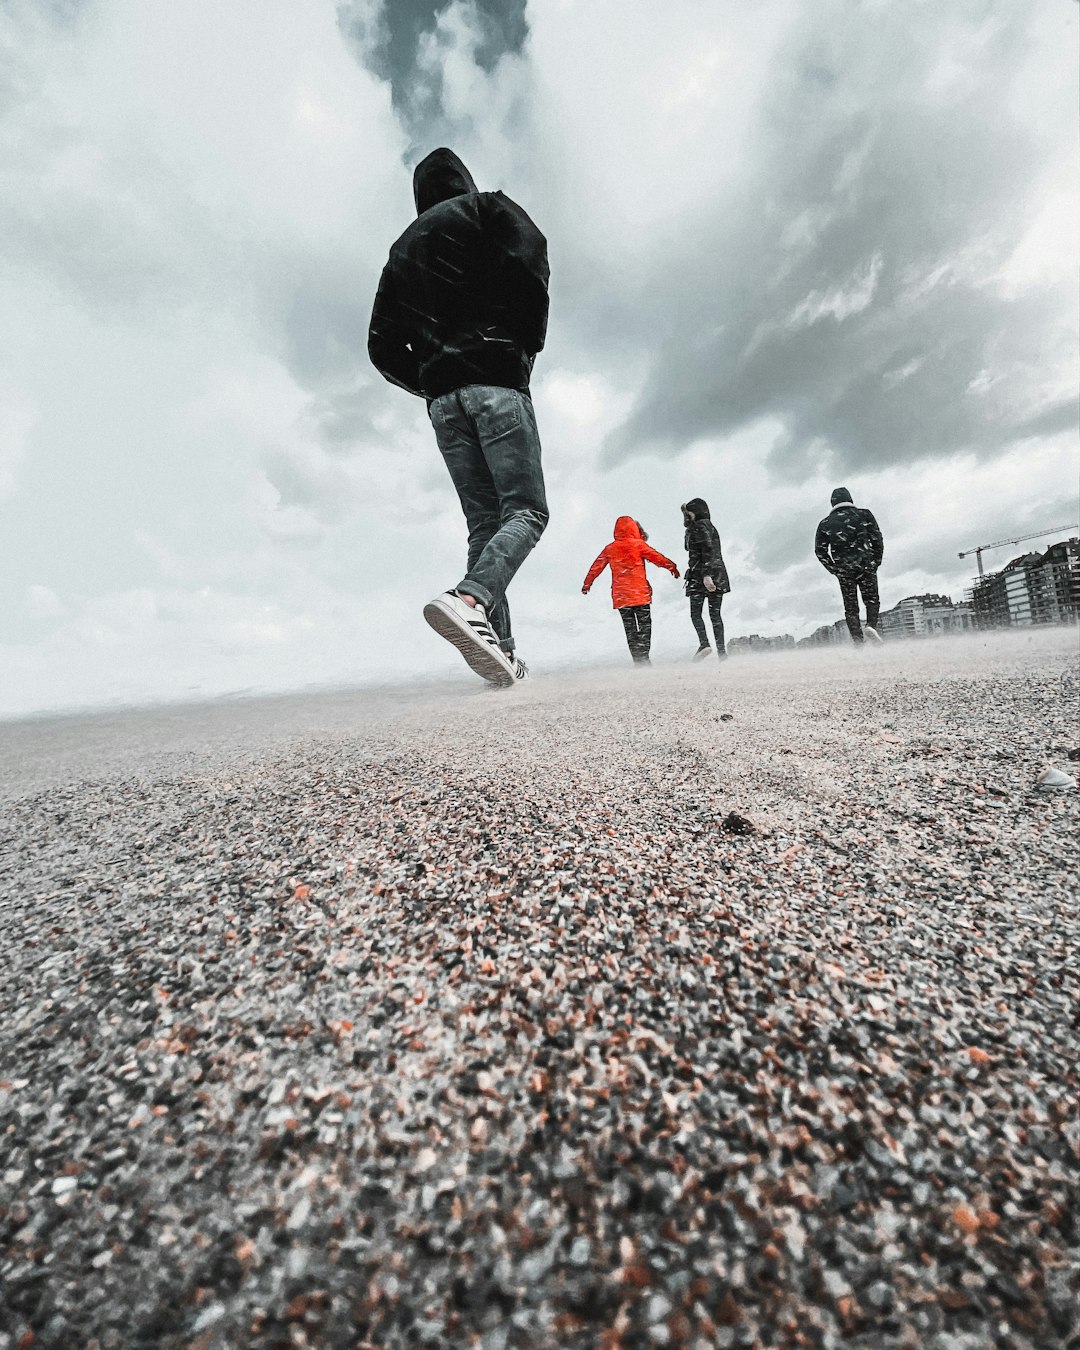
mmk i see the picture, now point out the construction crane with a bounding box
[958,525,1079,576]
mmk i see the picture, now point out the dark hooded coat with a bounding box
[368,148,549,401]
[682,498,730,599]
[814,488,884,575]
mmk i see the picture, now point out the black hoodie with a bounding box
[682,498,730,598]
[368,148,549,400]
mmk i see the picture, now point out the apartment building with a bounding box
[878,593,975,640]
[969,537,1080,628]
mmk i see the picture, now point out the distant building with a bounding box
[797,620,849,647]
[878,593,975,640]
[728,633,796,655]
[969,537,1080,629]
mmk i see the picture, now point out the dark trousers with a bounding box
[690,593,725,654]
[838,569,880,642]
[429,385,549,653]
[619,605,652,663]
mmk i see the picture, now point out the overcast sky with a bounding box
[1,0,1077,716]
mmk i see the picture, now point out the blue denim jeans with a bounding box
[428,385,549,653]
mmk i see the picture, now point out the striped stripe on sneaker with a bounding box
[422,591,516,687]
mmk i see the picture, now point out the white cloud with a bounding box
[0,392,35,500]
[25,584,64,619]
[788,254,883,328]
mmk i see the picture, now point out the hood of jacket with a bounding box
[682,497,711,520]
[413,148,478,215]
[613,516,644,541]
[830,486,853,507]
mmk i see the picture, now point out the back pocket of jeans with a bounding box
[477,387,521,439]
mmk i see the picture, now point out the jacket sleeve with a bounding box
[814,522,835,573]
[642,544,679,576]
[482,192,550,356]
[865,511,884,568]
[368,255,423,397]
[582,548,610,591]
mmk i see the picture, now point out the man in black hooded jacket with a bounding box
[814,487,884,644]
[682,498,730,660]
[368,148,549,688]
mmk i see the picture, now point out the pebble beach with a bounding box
[1,628,1077,1350]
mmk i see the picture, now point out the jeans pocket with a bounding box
[476,387,521,440]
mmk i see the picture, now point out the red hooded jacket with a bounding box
[583,517,680,609]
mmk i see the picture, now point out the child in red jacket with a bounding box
[582,517,680,664]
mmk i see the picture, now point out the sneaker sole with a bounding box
[423,599,515,688]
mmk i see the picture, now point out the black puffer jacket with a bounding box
[682,498,730,598]
[814,488,884,575]
[368,148,549,401]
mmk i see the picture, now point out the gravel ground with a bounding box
[1,629,1077,1350]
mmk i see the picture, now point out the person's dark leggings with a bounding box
[690,593,725,655]
[837,570,880,642]
[619,605,652,663]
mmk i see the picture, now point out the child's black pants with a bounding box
[619,605,652,663]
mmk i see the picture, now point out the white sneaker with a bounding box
[423,591,516,688]
[481,655,530,689]
[693,645,712,661]
[865,626,884,645]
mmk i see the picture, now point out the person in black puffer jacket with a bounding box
[814,487,885,644]
[682,498,730,661]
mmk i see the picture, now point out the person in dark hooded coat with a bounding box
[368,148,550,688]
[681,498,730,660]
[814,487,884,644]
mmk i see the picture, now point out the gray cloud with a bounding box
[729,579,840,626]
[337,0,527,140]
[602,3,1077,480]
[750,508,822,574]
[278,258,374,393]
[890,495,1080,581]
[0,16,212,319]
